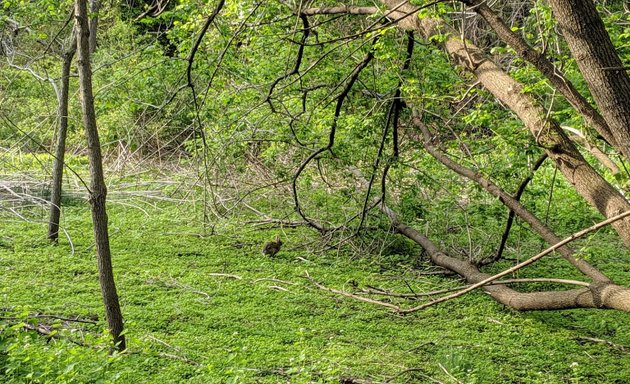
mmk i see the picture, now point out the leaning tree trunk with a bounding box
[47,38,76,242]
[88,0,99,53]
[379,0,630,247]
[546,0,630,160]
[463,0,619,151]
[348,167,630,312]
[75,0,125,351]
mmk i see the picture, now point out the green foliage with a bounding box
[0,309,123,383]
[0,169,629,383]
[3,1,630,382]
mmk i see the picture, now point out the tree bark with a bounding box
[300,6,378,16]
[381,207,630,312]
[47,38,76,242]
[380,0,630,247]
[546,0,630,160]
[75,0,125,351]
[88,0,99,53]
[464,0,619,151]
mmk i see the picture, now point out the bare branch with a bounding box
[576,336,630,352]
[359,278,590,298]
[487,152,548,265]
[186,0,226,87]
[292,40,377,232]
[305,271,403,311]
[300,6,378,16]
[399,209,630,314]
[411,115,609,282]
[207,273,243,280]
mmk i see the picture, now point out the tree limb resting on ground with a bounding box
[344,167,630,312]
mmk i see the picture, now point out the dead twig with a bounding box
[252,278,296,285]
[384,367,444,384]
[207,273,243,280]
[267,285,293,293]
[163,232,212,238]
[305,271,402,311]
[245,218,311,228]
[159,352,202,366]
[360,278,590,298]
[147,335,202,366]
[576,336,629,352]
[438,363,462,384]
[21,322,85,346]
[159,277,213,300]
[405,341,435,353]
[0,313,97,324]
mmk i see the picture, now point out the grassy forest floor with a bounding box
[1,164,630,383]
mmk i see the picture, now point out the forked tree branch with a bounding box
[486,152,548,265]
[410,115,610,282]
[292,39,377,232]
[358,31,414,234]
[266,14,310,111]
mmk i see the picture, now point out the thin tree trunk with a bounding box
[88,0,99,53]
[380,0,630,247]
[546,0,630,160]
[75,0,125,351]
[47,39,76,242]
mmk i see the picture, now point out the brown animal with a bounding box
[262,236,282,257]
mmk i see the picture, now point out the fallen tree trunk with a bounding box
[382,206,630,312]
[345,166,630,312]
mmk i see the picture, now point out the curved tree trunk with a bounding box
[546,0,630,160]
[47,39,76,242]
[382,208,630,312]
[75,0,125,351]
[380,0,630,247]
[464,0,619,150]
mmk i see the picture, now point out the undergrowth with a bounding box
[1,171,629,383]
